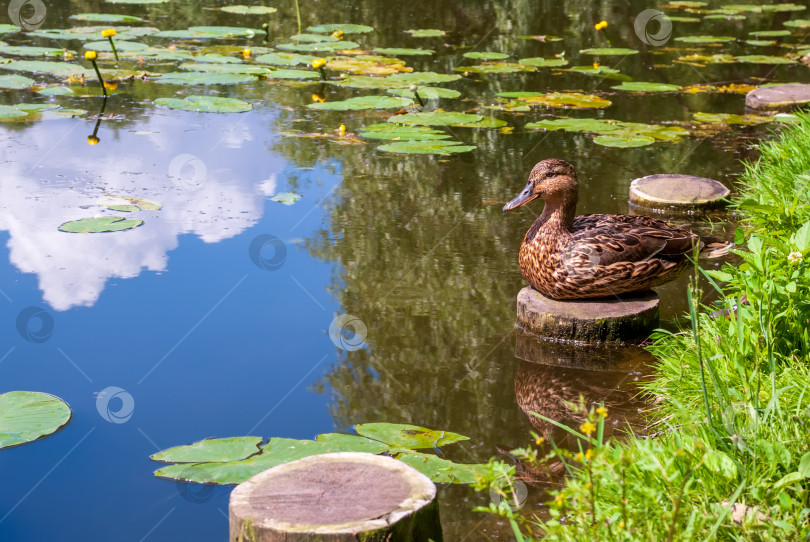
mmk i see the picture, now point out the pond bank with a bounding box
[481,112,810,541]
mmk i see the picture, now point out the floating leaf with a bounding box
[307,23,374,34]
[337,71,461,89]
[69,13,144,22]
[735,55,795,64]
[674,35,735,43]
[359,124,451,141]
[219,5,277,15]
[456,62,535,74]
[388,111,482,126]
[387,87,460,99]
[0,74,34,89]
[154,26,262,39]
[377,140,475,155]
[270,192,302,205]
[100,195,162,211]
[723,3,805,12]
[405,29,446,37]
[593,134,656,147]
[355,422,469,449]
[0,45,74,57]
[276,41,360,53]
[749,29,791,37]
[745,39,777,46]
[565,65,632,81]
[374,47,433,56]
[178,62,270,75]
[313,433,389,453]
[693,112,773,125]
[526,118,621,133]
[83,40,149,52]
[0,24,20,34]
[37,86,73,95]
[156,95,253,113]
[192,53,244,64]
[0,391,71,449]
[394,451,490,484]
[309,95,411,110]
[0,59,84,78]
[463,51,508,60]
[59,216,143,233]
[324,55,410,76]
[497,91,611,109]
[152,437,263,463]
[784,19,810,28]
[154,72,258,85]
[518,57,569,68]
[611,82,682,92]
[255,52,316,66]
[580,47,639,56]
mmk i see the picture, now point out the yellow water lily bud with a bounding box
[101,28,116,38]
[593,61,600,69]
[87,135,100,145]
[242,48,251,58]
[103,81,118,90]
[312,58,327,69]
[331,29,344,39]
[595,20,608,31]
[311,93,325,102]
[85,50,98,61]
[338,124,346,136]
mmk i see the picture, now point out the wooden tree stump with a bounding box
[746,84,810,112]
[229,452,442,542]
[629,174,729,215]
[516,286,659,344]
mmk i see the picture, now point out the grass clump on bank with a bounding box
[477,112,810,541]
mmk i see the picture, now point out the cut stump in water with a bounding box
[628,174,729,215]
[229,452,442,542]
[516,286,659,344]
[745,84,810,112]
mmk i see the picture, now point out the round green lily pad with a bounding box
[735,55,795,64]
[373,48,433,56]
[580,48,639,56]
[518,57,569,68]
[307,23,374,34]
[611,82,682,92]
[219,5,277,14]
[387,87,460,99]
[154,72,258,85]
[0,391,72,449]
[276,41,359,53]
[404,29,446,37]
[674,35,736,43]
[37,86,73,95]
[59,216,143,233]
[456,62,535,74]
[593,134,656,148]
[0,74,35,89]
[308,95,411,110]
[463,51,508,60]
[784,19,810,28]
[0,45,73,57]
[749,29,791,37]
[289,33,338,43]
[377,140,475,155]
[155,95,253,113]
[155,26,262,39]
[69,13,144,22]
[0,105,29,119]
[83,40,149,52]
[255,52,316,66]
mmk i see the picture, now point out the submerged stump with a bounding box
[628,174,729,216]
[746,84,810,112]
[516,286,659,344]
[229,452,442,542]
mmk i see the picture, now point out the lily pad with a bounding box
[723,3,805,12]
[69,13,144,23]
[0,24,20,34]
[497,91,611,109]
[735,55,795,64]
[83,40,149,52]
[611,82,682,92]
[0,392,71,449]
[355,423,469,449]
[154,72,258,85]
[255,52,316,66]
[377,140,476,155]
[456,62,535,74]
[374,47,433,56]
[404,29,446,37]
[192,53,244,64]
[307,23,374,34]
[276,41,360,53]
[387,111,482,126]
[593,134,656,147]
[463,51,509,60]
[526,118,621,133]
[674,35,736,43]
[0,59,83,78]
[219,5,277,15]
[308,95,412,110]
[0,74,35,89]
[179,62,271,74]
[151,437,263,463]
[518,57,569,68]
[154,26,262,39]
[693,112,773,125]
[270,192,302,205]
[37,86,73,95]
[155,95,253,113]
[290,33,338,43]
[100,195,162,211]
[580,48,639,56]
[0,45,74,57]
[337,71,461,89]
[395,451,490,484]
[387,87,460,99]
[784,19,810,28]
[565,65,632,81]
[59,216,143,233]
[358,124,451,141]
[325,55,410,76]
[749,30,791,37]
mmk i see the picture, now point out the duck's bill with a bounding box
[503,182,537,212]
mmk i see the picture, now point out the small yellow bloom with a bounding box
[101,28,116,38]
[242,48,251,58]
[596,406,608,418]
[585,448,593,460]
[554,491,565,507]
[85,50,98,61]
[312,58,327,69]
[534,435,545,445]
[311,93,325,102]
[87,135,100,145]
[595,20,608,31]
[574,451,584,462]
[580,421,596,436]
[338,124,346,136]
[331,29,344,39]
[103,81,118,90]
[592,61,600,70]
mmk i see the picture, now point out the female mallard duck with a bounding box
[504,159,728,300]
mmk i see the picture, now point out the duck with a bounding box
[503,159,728,300]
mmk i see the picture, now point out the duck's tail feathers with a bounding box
[699,236,733,259]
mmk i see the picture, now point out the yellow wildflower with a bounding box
[595,20,608,31]
[580,421,596,436]
[312,58,327,69]
[338,124,346,136]
[85,50,98,61]
[242,48,251,58]
[101,28,116,38]
[87,135,100,145]
[331,29,344,39]
[554,491,565,507]
[585,448,593,460]
[574,451,584,462]
[596,406,608,418]
[534,435,545,446]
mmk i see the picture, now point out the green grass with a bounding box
[477,112,810,541]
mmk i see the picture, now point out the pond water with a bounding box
[1,0,807,539]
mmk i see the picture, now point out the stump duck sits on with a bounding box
[503,159,728,300]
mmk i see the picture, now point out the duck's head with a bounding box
[503,159,578,212]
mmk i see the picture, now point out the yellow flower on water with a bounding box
[242,48,251,58]
[85,50,98,61]
[101,28,116,38]
[595,20,608,31]
[580,421,596,436]
[596,406,608,418]
[311,93,325,102]
[87,135,100,145]
[592,61,600,70]
[338,124,346,136]
[331,29,344,40]
[312,58,327,69]
[103,81,118,90]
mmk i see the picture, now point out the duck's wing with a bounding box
[570,214,699,267]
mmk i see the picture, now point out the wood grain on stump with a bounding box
[229,452,442,542]
[629,174,729,215]
[746,84,810,111]
[516,286,659,344]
